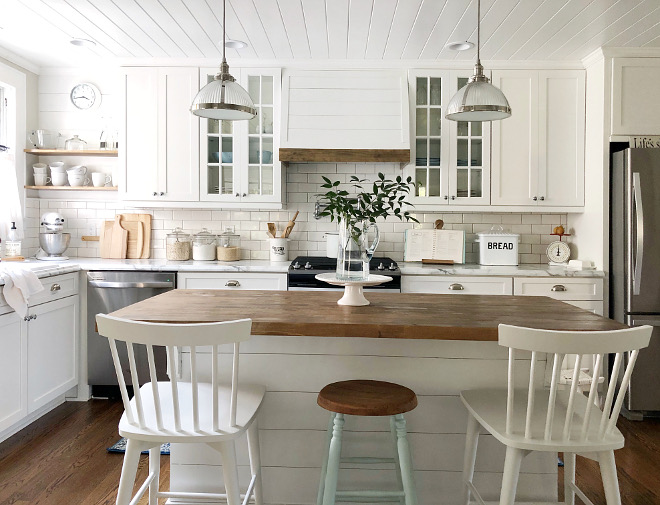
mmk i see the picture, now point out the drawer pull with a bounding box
[50,283,61,292]
[448,283,465,291]
[551,285,567,292]
[225,280,241,287]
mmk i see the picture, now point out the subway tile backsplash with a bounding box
[24,163,566,263]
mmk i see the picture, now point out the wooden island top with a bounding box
[109,290,625,341]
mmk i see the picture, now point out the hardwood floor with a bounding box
[0,399,658,504]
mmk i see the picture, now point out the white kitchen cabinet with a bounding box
[26,295,79,413]
[200,68,284,207]
[611,58,660,135]
[491,70,585,208]
[121,66,200,202]
[402,276,513,295]
[177,272,287,291]
[513,277,604,316]
[0,312,25,433]
[407,70,490,207]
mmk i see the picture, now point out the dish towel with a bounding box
[0,268,44,319]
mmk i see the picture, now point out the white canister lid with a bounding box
[475,225,520,240]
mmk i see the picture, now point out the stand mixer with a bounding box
[37,212,71,261]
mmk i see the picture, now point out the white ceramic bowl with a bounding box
[68,175,89,187]
[67,165,87,175]
[51,173,68,186]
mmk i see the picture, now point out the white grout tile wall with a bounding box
[24,163,567,263]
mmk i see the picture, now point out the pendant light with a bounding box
[190,0,257,120]
[446,0,511,122]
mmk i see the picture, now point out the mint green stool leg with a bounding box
[317,414,336,505]
[390,415,406,505]
[322,413,345,505]
[394,414,418,505]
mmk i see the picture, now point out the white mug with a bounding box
[68,174,89,187]
[51,173,68,186]
[49,161,65,172]
[34,174,51,186]
[33,163,48,174]
[92,173,112,187]
[67,165,87,176]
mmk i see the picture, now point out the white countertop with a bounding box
[0,257,604,285]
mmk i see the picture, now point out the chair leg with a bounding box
[598,450,622,505]
[499,446,525,505]
[115,439,147,505]
[462,413,481,505]
[148,445,161,505]
[563,453,576,505]
[247,419,264,505]
[210,440,242,505]
[394,414,418,505]
[317,414,335,505]
[322,413,345,505]
[390,416,405,505]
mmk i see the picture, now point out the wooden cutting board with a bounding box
[119,214,152,258]
[119,218,144,259]
[99,220,114,258]
[109,216,128,259]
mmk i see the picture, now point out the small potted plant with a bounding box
[318,173,418,280]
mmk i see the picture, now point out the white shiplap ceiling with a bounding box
[1,0,660,70]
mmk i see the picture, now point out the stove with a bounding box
[287,256,401,291]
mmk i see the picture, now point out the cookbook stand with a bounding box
[315,273,393,306]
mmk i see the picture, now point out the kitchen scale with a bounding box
[546,227,571,266]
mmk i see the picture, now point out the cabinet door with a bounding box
[448,71,490,205]
[491,71,539,205]
[0,312,26,433]
[612,58,660,135]
[407,71,450,205]
[122,67,159,200]
[160,67,199,201]
[537,70,585,207]
[26,296,79,413]
[402,275,513,295]
[177,272,287,290]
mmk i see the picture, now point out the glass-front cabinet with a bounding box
[200,68,282,205]
[407,70,490,206]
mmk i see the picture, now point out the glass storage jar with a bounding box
[166,227,191,261]
[64,134,87,150]
[217,227,241,261]
[192,228,217,261]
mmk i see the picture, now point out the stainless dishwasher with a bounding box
[87,271,176,397]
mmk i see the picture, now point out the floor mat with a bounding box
[107,438,170,455]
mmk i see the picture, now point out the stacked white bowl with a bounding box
[49,161,67,186]
[32,163,50,186]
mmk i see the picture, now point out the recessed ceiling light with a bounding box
[445,41,475,51]
[70,38,97,48]
[224,40,247,49]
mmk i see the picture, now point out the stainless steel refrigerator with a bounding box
[611,148,660,418]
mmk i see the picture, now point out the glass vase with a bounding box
[336,220,380,281]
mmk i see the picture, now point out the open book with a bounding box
[403,229,465,263]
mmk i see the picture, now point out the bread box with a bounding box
[475,228,520,266]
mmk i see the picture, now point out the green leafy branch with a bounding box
[317,173,418,242]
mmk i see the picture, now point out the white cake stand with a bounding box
[315,273,393,306]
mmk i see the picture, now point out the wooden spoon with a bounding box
[282,210,299,238]
[267,222,277,238]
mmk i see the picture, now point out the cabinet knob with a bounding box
[50,283,61,292]
[551,284,567,292]
[24,316,30,322]
[160,192,165,196]
[242,193,247,197]
[225,280,241,287]
[235,193,240,197]
[532,196,538,201]
[444,195,448,200]
[451,195,456,200]
[448,283,465,291]
[539,196,545,201]
[153,192,158,197]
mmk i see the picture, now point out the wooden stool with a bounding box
[316,380,418,505]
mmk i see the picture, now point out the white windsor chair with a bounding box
[460,323,652,505]
[96,314,266,505]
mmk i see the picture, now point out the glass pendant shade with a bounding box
[190,76,257,120]
[446,79,511,121]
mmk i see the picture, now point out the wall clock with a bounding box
[546,240,571,265]
[70,83,101,110]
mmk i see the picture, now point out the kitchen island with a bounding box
[111,290,624,505]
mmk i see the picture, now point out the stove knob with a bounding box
[292,262,301,270]
[304,262,313,270]
[388,263,397,271]
[377,262,385,271]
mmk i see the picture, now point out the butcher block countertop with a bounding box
[109,290,625,341]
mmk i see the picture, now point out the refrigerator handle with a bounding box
[633,172,644,296]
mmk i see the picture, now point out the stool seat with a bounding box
[317,380,418,416]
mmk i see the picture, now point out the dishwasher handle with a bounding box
[88,281,175,289]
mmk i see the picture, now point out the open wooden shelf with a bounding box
[25,185,118,191]
[279,148,410,164]
[24,149,118,157]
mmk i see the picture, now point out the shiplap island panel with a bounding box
[109,290,623,505]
